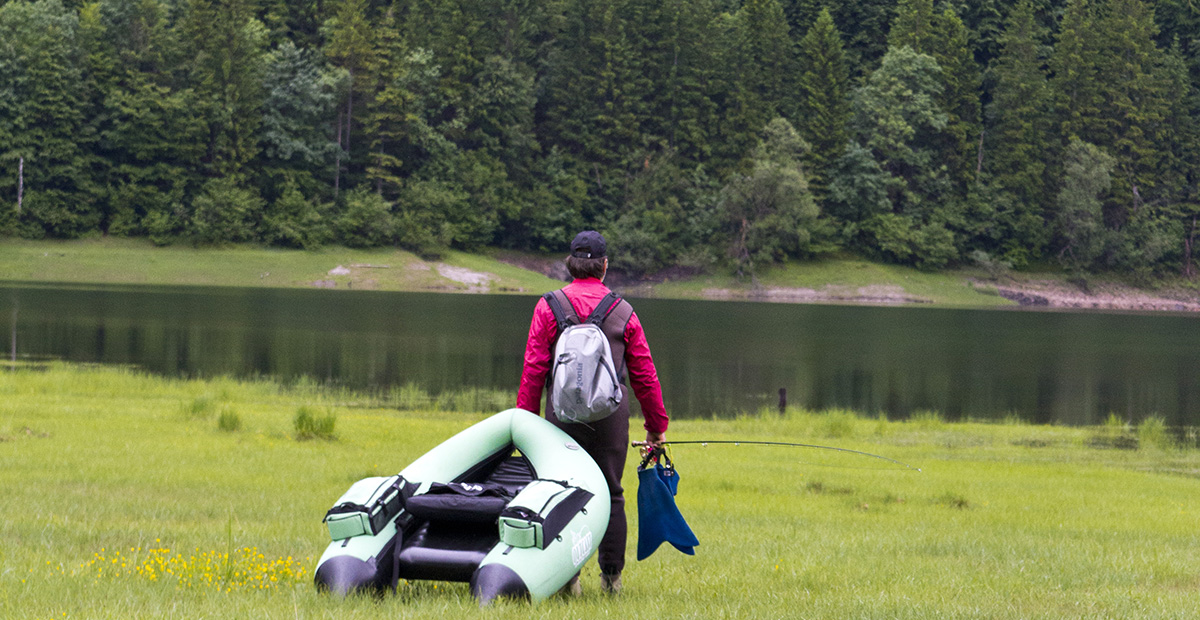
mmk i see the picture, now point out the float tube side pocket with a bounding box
[497,480,594,549]
[323,475,414,540]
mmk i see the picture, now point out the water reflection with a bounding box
[3,283,1198,425]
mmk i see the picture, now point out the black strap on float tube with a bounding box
[633,440,921,472]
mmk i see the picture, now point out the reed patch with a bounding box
[293,405,337,440]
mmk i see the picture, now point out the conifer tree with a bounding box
[0,0,97,237]
[1094,0,1170,216]
[737,0,800,126]
[888,0,935,53]
[986,0,1053,259]
[178,0,268,179]
[94,0,206,238]
[928,7,982,194]
[796,8,850,204]
[1051,0,1170,229]
[322,0,375,192]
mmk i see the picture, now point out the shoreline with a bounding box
[2,237,1198,313]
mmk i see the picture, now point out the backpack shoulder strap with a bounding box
[542,289,579,333]
[586,292,623,326]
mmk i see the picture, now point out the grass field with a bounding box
[3,364,1199,619]
[0,237,1015,307]
[647,255,1015,307]
[0,237,563,294]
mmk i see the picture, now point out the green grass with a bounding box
[0,237,563,294]
[648,256,1015,307]
[3,364,1200,618]
[0,238,1016,307]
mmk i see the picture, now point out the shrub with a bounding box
[294,406,336,440]
[183,395,214,419]
[1137,416,1173,451]
[189,177,264,245]
[1088,413,1137,450]
[217,408,241,432]
[335,187,394,248]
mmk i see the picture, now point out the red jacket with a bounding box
[517,278,669,434]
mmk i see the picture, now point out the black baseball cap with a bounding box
[570,230,607,259]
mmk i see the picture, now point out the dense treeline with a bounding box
[1,0,1198,278]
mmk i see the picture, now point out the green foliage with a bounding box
[189,177,265,245]
[0,0,98,238]
[183,395,215,419]
[1137,415,1174,450]
[3,0,1200,278]
[261,42,343,174]
[293,405,336,440]
[261,183,331,250]
[796,9,850,203]
[334,187,393,248]
[970,249,1014,281]
[217,407,241,431]
[1056,139,1117,271]
[719,118,825,274]
[985,0,1054,260]
[178,0,269,177]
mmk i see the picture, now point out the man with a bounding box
[517,230,668,595]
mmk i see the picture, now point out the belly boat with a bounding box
[314,408,610,604]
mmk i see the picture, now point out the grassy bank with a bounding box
[0,237,563,294]
[3,364,1199,618]
[0,237,1014,306]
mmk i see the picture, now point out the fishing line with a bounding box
[634,440,921,472]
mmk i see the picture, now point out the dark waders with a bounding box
[547,394,631,576]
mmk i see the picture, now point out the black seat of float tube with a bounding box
[396,452,537,583]
[403,453,535,523]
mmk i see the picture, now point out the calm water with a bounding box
[4,282,1199,425]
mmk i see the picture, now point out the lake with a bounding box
[4,282,1198,425]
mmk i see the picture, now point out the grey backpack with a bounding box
[543,291,630,424]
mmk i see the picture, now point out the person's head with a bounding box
[566,230,608,280]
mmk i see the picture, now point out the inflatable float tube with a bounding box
[314,408,610,604]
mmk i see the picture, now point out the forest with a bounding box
[1,0,1198,279]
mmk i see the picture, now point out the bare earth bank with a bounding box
[990,279,1200,312]
[493,252,1200,311]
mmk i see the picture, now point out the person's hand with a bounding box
[644,430,666,449]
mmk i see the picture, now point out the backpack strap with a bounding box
[596,294,634,382]
[585,292,623,326]
[542,289,579,333]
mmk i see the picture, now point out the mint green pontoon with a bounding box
[314,408,610,604]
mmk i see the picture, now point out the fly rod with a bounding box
[633,440,921,472]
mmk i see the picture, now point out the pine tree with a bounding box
[928,7,981,194]
[322,0,375,192]
[1093,0,1170,217]
[1050,0,1104,145]
[738,0,800,125]
[796,8,850,204]
[1051,0,1171,230]
[95,0,207,238]
[888,0,935,53]
[986,0,1053,260]
[178,0,268,179]
[0,0,98,238]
